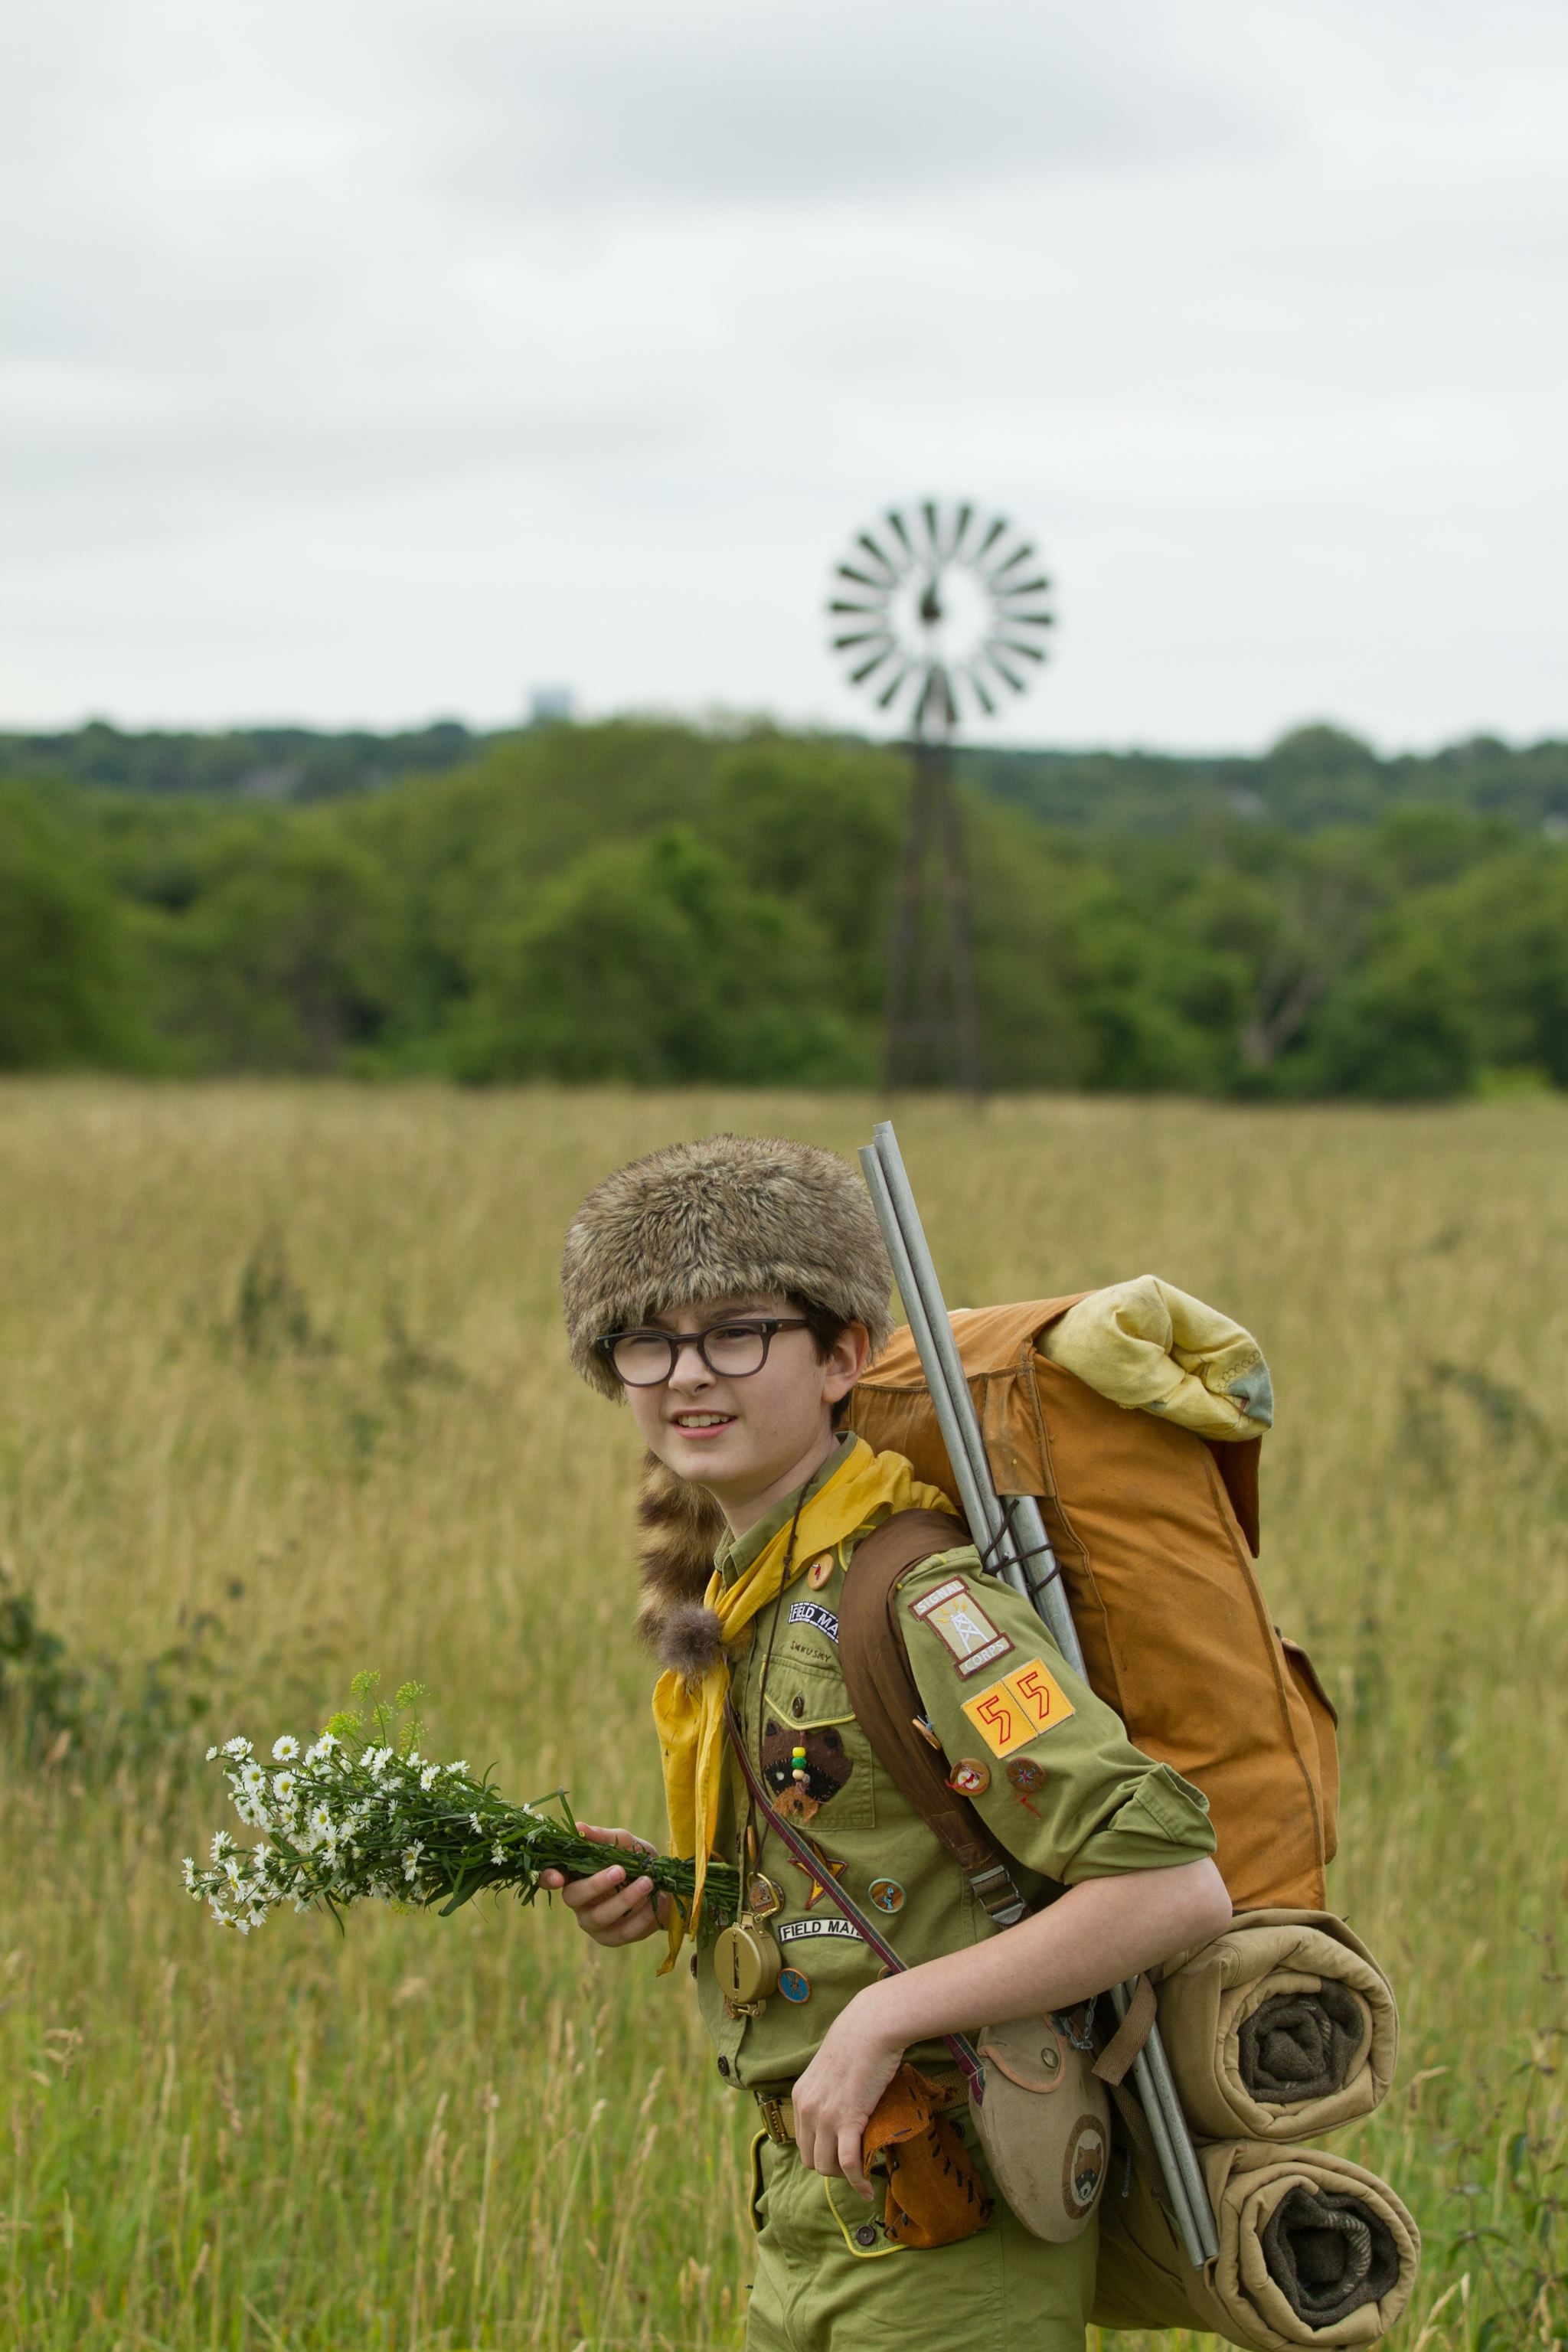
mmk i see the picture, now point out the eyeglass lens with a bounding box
[610,1324,771,1385]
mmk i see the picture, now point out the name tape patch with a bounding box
[907,1576,1014,1679]
[776,1916,862,1944]
[787,1599,840,1645]
[961,1657,1076,1758]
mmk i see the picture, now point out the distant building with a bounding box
[528,686,575,727]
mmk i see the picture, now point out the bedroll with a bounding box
[849,1295,1339,1915]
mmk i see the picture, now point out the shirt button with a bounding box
[717,2056,731,2078]
[790,1695,805,1720]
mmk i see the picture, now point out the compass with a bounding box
[827,500,1054,740]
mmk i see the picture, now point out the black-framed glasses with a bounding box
[593,1317,813,1388]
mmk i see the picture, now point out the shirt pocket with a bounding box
[756,1657,875,1830]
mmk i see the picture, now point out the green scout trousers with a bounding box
[745,2118,1099,2352]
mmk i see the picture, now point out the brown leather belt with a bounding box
[755,2076,965,2147]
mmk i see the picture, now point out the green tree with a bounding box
[145,818,397,1072]
[452,826,868,1084]
[0,789,142,1068]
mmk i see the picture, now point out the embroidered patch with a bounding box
[762,1717,852,1806]
[789,1847,848,1908]
[961,1658,1076,1758]
[947,1757,991,1797]
[867,1877,906,1915]
[776,1915,861,1943]
[787,1599,840,1645]
[907,1576,1014,1679]
[778,1968,812,2003]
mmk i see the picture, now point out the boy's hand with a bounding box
[788,1989,903,2199]
[538,1824,671,1947]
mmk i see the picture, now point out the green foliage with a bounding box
[6,718,1568,1098]
[453,825,867,1083]
[0,788,145,1068]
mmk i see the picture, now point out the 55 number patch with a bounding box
[960,1657,1076,1757]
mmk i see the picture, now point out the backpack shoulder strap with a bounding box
[839,1511,1027,1927]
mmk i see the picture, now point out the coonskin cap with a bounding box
[561,1133,893,1397]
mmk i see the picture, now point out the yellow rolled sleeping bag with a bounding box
[1155,1909,1399,2144]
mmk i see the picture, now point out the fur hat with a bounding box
[560,1132,893,1401]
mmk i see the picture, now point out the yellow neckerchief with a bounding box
[652,1436,956,1969]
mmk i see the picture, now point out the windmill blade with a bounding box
[992,635,1047,665]
[851,646,897,685]
[974,515,1009,564]
[875,661,913,710]
[837,563,895,593]
[984,643,1028,693]
[885,508,920,567]
[986,541,1037,586]
[920,500,943,561]
[996,607,1054,630]
[856,531,903,583]
[828,597,893,616]
[995,574,1052,600]
[833,629,896,652]
[963,662,998,717]
[949,502,975,560]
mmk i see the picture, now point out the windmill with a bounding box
[828,500,1054,1091]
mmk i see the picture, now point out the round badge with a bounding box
[806,1554,835,1590]
[1006,1757,1047,1795]
[778,1967,812,2004]
[948,1757,991,1797]
[868,1877,906,1916]
[1062,2114,1109,2218]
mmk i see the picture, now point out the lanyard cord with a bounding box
[721,1693,986,2102]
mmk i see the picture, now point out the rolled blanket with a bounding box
[1156,1909,1398,2142]
[1038,1274,1274,1441]
[1093,2139,1420,2350]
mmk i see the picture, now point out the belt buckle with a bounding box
[757,2093,789,2145]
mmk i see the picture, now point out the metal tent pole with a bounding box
[859,1121,1220,2269]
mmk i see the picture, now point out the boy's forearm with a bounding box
[851,1858,1229,2053]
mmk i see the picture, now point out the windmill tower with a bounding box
[828,501,1054,1091]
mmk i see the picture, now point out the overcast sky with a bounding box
[3,0,1565,750]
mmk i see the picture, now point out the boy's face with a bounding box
[620,1293,867,1527]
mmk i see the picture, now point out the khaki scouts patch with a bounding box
[962,1658,1076,1757]
[907,1576,1014,1679]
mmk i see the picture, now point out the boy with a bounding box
[544,1133,1230,2350]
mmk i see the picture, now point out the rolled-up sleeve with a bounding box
[897,1547,1216,1886]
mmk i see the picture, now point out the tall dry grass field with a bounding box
[0,1080,1563,2351]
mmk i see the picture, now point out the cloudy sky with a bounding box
[3,0,1565,750]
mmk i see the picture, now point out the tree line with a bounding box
[2,718,1566,1097]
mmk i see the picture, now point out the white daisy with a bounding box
[221,1736,252,1759]
[273,1771,297,1805]
[419,1763,439,1792]
[272,1735,300,1763]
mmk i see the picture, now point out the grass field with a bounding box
[1,1079,1564,2351]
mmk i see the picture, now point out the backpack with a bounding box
[848,1297,1338,1915]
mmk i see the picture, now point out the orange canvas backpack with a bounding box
[849,1298,1338,1915]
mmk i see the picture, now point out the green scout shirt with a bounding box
[697,1436,1216,2092]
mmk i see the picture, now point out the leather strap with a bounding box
[1092,1972,1158,2087]
[837,1510,1027,1924]
[722,1694,987,2102]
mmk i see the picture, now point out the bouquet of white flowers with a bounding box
[181,1673,739,1937]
